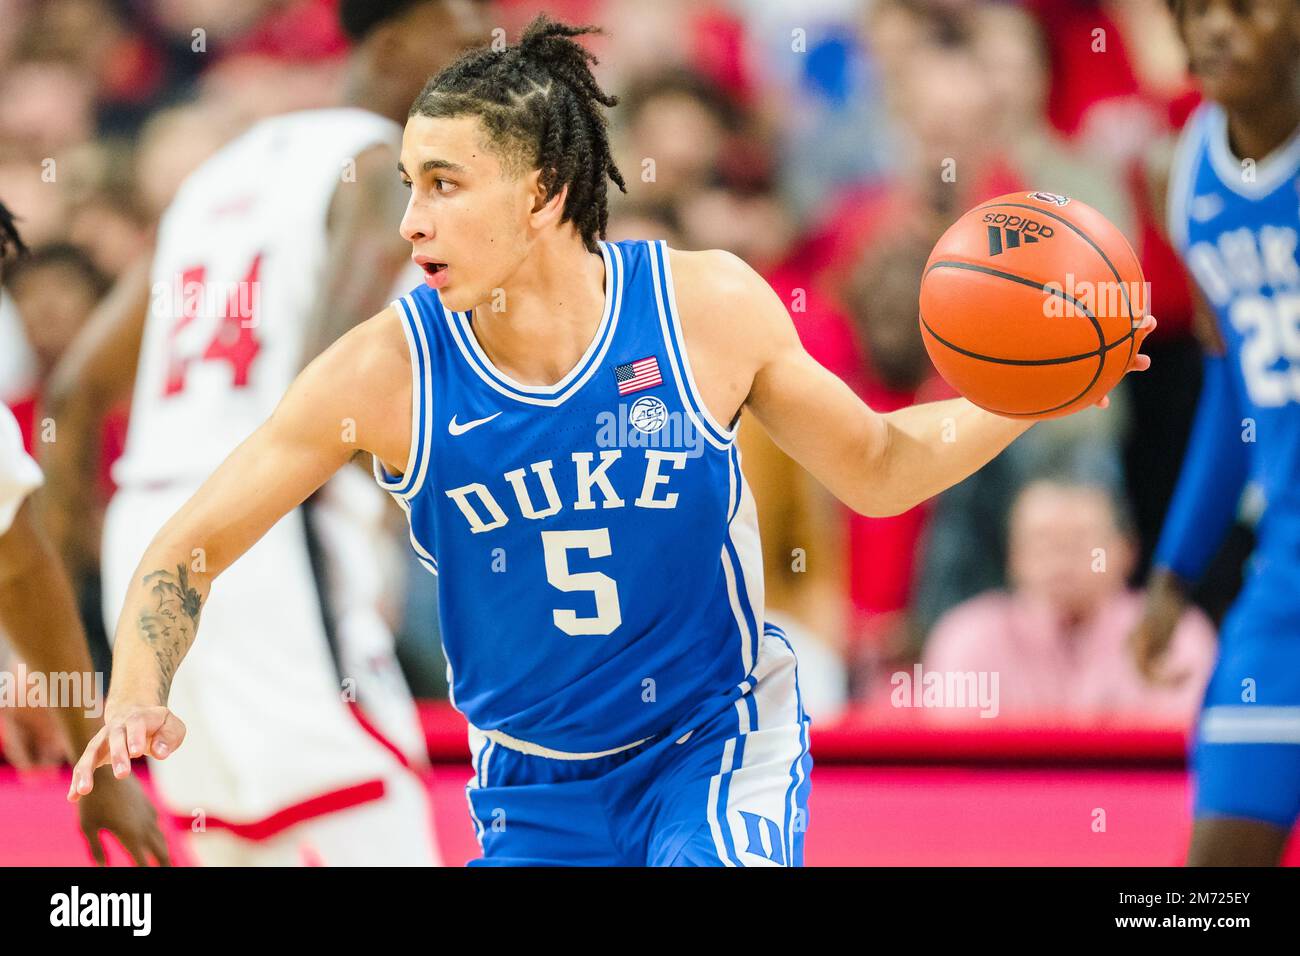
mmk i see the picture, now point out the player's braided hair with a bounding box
[408,14,628,253]
[0,200,28,271]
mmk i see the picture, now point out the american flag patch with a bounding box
[614,356,663,395]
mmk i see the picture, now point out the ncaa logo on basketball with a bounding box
[629,395,668,434]
[1027,191,1071,206]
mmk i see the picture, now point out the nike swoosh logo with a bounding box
[1190,194,1223,223]
[448,412,501,436]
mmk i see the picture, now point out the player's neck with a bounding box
[468,235,608,388]
[1225,91,1300,166]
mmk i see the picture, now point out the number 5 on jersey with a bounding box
[541,529,622,636]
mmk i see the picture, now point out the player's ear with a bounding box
[527,170,568,229]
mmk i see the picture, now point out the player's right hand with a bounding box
[1093,314,1156,409]
[1129,568,1189,686]
[67,705,186,803]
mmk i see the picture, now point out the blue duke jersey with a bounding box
[373,239,766,756]
[1162,102,1300,828]
[1160,103,1300,581]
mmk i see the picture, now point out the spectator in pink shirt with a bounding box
[923,478,1216,725]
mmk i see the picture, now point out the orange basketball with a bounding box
[918,191,1147,419]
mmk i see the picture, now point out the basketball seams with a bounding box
[920,199,1143,416]
[918,310,1132,366]
[925,258,1109,348]
[968,200,1139,328]
[921,324,1122,417]
[922,259,1137,356]
[919,307,1117,416]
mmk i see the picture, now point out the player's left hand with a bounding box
[1094,314,1156,409]
[75,768,171,866]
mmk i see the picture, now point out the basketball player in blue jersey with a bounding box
[67,16,1154,866]
[1134,0,1300,865]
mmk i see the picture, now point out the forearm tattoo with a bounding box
[136,564,204,704]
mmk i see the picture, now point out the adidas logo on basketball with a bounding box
[982,212,1055,256]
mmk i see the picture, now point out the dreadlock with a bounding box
[408,14,628,253]
[0,200,28,269]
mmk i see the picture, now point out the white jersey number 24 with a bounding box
[162,253,264,397]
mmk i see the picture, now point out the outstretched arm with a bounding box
[68,308,413,799]
[684,251,1153,517]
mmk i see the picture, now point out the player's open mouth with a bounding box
[419,260,449,289]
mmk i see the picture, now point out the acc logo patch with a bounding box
[1027,191,1070,206]
[629,395,668,434]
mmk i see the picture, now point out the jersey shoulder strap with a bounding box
[374,291,437,503]
[1166,102,1214,253]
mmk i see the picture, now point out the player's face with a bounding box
[398,113,541,313]
[1177,0,1300,110]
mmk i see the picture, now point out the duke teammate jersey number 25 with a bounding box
[1163,101,1300,830]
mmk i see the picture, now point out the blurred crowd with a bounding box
[1,0,1233,729]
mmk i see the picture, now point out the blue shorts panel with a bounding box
[464,625,813,866]
[637,649,814,868]
[1191,738,1300,829]
[1191,595,1300,829]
